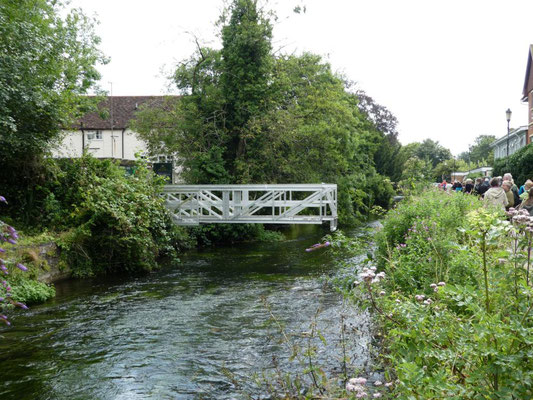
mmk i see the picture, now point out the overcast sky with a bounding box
[70,0,533,155]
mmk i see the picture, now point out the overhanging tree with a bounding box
[0,0,106,218]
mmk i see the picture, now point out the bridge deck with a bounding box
[162,184,337,231]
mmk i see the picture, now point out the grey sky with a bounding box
[71,0,533,155]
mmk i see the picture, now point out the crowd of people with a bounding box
[438,173,533,215]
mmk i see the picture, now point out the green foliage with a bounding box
[0,0,106,220]
[355,90,406,182]
[8,278,55,305]
[376,189,481,270]
[404,139,452,169]
[459,134,497,167]
[3,155,192,279]
[493,143,533,185]
[348,190,533,398]
[220,0,273,169]
[51,157,190,276]
[432,158,470,182]
[133,1,397,225]
[397,157,433,193]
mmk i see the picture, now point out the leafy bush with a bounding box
[56,157,190,276]
[347,190,533,398]
[8,278,55,305]
[376,189,480,271]
[493,143,533,185]
[1,197,48,325]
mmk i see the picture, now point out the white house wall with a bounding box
[493,133,527,160]
[53,129,148,161]
[123,129,148,160]
[51,130,84,158]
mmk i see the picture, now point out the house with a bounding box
[522,45,533,144]
[52,96,181,182]
[451,166,493,183]
[490,126,528,160]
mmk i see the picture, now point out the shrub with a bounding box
[493,143,533,185]
[8,278,55,305]
[349,190,533,398]
[376,189,481,271]
[53,156,191,276]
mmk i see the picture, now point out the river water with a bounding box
[0,226,374,399]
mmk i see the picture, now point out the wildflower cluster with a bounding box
[507,207,533,232]
[357,266,386,285]
[346,376,394,398]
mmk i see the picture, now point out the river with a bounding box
[0,226,374,399]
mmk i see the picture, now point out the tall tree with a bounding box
[355,90,404,181]
[134,0,396,223]
[459,135,496,166]
[0,0,106,216]
[355,90,398,139]
[412,139,452,168]
[220,0,273,169]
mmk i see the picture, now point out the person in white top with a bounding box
[483,177,508,210]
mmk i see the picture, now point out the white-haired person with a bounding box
[503,172,521,206]
[502,181,514,209]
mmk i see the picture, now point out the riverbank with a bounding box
[2,221,288,304]
[343,189,533,398]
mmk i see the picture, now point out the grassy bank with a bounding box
[1,232,58,306]
[344,189,533,398]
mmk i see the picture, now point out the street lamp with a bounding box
[506,108,512,168]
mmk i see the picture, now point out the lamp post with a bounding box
[506,108,512,169]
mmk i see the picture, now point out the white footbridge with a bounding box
[162,184,337,231]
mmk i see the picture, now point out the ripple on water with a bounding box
[0,230,375,400]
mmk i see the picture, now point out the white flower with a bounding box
[346,383,357,392]
[384,382,393,387]
[438,282,446,286]
[373,393,382,398]
[395,299,401,304]
[370,266,377,271]
[374,380,383,386]
[356,392,368,398]
[379,291,386,296]
[349,377,367,385]
[353,280,361,286]
[430,283,437,289]
[415,294,425,302]
[362,271,376,282]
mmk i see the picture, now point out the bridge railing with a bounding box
[162,184,337,231]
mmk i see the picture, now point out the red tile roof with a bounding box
[77,96,177,130]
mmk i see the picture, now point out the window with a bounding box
[86,130,102,140]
